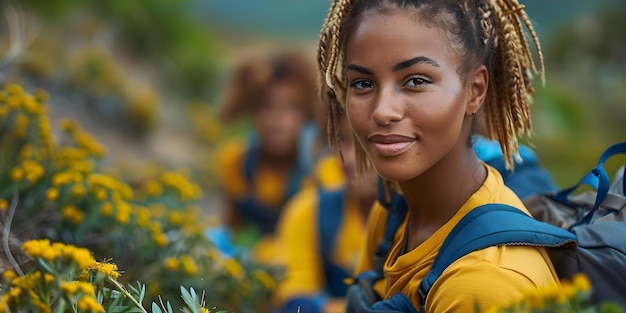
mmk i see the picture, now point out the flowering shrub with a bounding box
[0,84,276,312]
[482,274,624,313]
[0,239,225,313]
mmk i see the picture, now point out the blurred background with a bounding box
[2,0,625,202]
[1,0,625,311]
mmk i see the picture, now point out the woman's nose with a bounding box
[370,86,404,126]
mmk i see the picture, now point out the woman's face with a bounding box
[254,82,307,157]
[344,9,477,182]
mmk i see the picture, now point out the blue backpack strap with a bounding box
[417,203,578,311]
[373,178,408,278]
[243,134,260,183]
[318,187,351,297]
[344,179,408,312]
[554,141,626,228]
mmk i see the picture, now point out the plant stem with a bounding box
[107,276,148,313]
[1,189,23,276]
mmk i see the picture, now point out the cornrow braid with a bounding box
[317,0,359,167]
[317,0,544,172]
[481,0,544,168]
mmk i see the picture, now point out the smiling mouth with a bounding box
[369,135,415,156]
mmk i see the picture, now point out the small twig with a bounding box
[1,188,23,276]
[107,276,148,313]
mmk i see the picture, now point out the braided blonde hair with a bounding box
[317,0,544,172]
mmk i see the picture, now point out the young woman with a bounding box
[215,49,318,263]
[317,0,557,311]
[274,114,378,313]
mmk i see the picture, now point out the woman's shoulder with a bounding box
[280,184,319,225]
[216,138,248,168]
[429,245,557,312]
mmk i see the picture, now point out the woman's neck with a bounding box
[399,147,487,250]
[258,149,297,170]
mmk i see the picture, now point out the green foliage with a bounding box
[19,0,224,100]
[531,4,626,187]
[0,84,277,312]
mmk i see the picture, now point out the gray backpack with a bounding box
[523,142,626,305]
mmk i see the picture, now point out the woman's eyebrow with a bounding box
[392,56,440,71]
[346,64,373,75]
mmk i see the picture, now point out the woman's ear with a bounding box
[465,65,488,116]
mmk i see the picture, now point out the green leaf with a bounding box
[138,282,146,303]
[152,303,163,313]
[36,258,56,274]
[180,286,196,308]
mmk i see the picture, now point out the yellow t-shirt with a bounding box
[274,156,367,305]
[355,165,559,312]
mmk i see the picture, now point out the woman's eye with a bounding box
[349,79,374,90]
[405,76,431,87]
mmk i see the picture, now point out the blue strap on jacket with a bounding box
[318,187,351,298]
[236,130,314,235]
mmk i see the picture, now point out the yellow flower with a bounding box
[62,205,85,224]
[74,132,107,157]
[52,171,81,186]
[7,96,21,109]
[22,159,45,183]
[0,298,8,313]
[6,83,24,96]
[136,207,151,227]
[168,211,183,226]
[160,172,202,201]
[22,94,41,114]
[46,188,59,201]
[77,295,104,313]
[0,199,8,213]
[61,281,80,295]
[71,184,87,197]
[14,114,28,139]
[116,212,130,224]
[69,247,96,270]
[100,202,113,216]
[2,269,16,281]
[94,188,108,200]
[180,255,198,276]
[141,179,163,197]
[0,105,8,117]
[91,261,120,280]
[22,239,51,258]
[11,167,24,181]
[153,232,168,247]
[164,257,179,271]
[572,273,591,292]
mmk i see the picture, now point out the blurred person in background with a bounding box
[211,49,319,264]
[273,112,378,313]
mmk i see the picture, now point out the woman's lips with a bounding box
[369,134,415,156]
